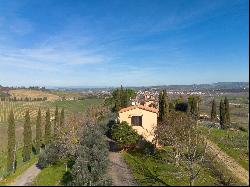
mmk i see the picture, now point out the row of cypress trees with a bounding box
[211,97,230,129]
[158,90,231,129]
[6,107,64,174]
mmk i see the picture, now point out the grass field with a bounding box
[49,98,104,113]
[32,162,66,186]
[123,148,222,186]
[200,126,249,171]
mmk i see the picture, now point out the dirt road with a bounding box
[108,139,137,186]
[206,139,249,185]
[9,164,40,186]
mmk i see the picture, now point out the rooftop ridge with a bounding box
[119,105,158,113]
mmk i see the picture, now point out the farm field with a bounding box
[49,90,83,100]
[198,93,249,130]
[8,89,60,101]
[0,98,104,152]
[200,126,249,171]
[48,98,104,113]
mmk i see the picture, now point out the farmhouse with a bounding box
[118,105,158,142]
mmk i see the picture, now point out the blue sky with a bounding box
[0,0,249,87]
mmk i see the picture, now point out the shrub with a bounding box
[111,121,140,149]
[139,140,155,155]
[37,143,60,169]
[70,123,111,186]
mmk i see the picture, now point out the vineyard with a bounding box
[0,101,52,123]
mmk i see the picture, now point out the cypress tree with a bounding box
[35,108,42,154]
[211,99,217,121]
[219,99,225,129]
[54,106,59,138]
[23,110,32,162]
[158,90,169,122]
[59,108,65,127]
[45,108,51,145]
[7,110,16,173]
[189,96,199,120]
[224,97,230,128]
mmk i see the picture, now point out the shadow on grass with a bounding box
[61,171,72,186]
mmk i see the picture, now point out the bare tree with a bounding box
[154,111,208,186]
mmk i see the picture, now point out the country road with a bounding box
[206,139,249,185]
[107,139,138,186]
[9,164,40,186]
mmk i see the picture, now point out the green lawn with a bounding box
[200,126,249,171]
[48,99,104,113]
[32,162,66,186]
[123,148,220,186]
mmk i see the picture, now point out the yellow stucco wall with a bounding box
[118,108,157,142]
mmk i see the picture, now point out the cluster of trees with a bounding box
[1,97,47,102]
[6,107,64,174]
[37,105,112,186]
[158,90,231,130]
[105,86,136,112]
[158,90,201,122]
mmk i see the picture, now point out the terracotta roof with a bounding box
[119,105,158,114]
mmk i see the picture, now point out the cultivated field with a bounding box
[8,89,60,101]
[0,98,104,152]
[0,101,48,123]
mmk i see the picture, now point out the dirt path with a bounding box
[108,139,138,186]
[206,139,249,185]
[9,164,40,186]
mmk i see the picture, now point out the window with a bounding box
[131,116,142,126]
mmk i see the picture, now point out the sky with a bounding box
[0,0,249,87]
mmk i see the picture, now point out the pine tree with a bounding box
[7,110,16,173]
[211,99,217,121]
[54,106,59,138]
[158,90,169,122]
[35,108,42,154]
[219,99,225,129]
[45,108,51,145]
[60,108,65,127]
[224,97,230,128]
[23,110,32,162]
